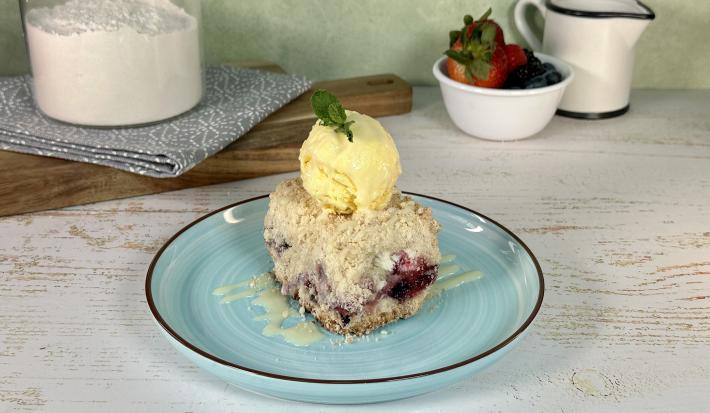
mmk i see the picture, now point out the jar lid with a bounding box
[547,0,655,19]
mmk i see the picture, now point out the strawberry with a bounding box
[481,20,505,47]
[446,40,469,84]
[504,44,527,72]
[472,46,508,88]
[462,18,505,47]
[445,8,510,88]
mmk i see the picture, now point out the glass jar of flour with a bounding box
[20,0,203,127]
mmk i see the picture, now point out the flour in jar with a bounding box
[24,0,203,126]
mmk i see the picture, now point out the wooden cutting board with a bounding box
[0,62,411,217]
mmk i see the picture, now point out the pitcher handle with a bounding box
[514,0,546,51]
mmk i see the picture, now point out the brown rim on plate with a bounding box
[145,192,545,384]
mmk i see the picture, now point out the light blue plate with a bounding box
[146,193,543,404]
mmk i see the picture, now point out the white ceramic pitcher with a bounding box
[514,0,655,119]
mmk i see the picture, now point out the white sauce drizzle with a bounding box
[213,254,482,346]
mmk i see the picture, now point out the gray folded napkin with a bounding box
[0,66,312,177]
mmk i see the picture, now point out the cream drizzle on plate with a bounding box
[430,270,483,295]
[213,254,482,346]
[438,264,461,277]
[252,287,324,346]
[212,272,324,346]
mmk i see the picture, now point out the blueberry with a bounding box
[524,75,547,89]
[542,62,555,71]
[525,81,546,89]
[544,71,562,85]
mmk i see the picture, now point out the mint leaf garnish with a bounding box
[310,89,355,142]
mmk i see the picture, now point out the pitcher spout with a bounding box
[618,17,652,48]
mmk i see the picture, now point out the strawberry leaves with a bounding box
[470,60,492,81]
[444,8,499,81]
[449,30,461,47]
[476,8,492,24]
[444,49,472,65]
[310,89,355,142]
[480,24,497,44]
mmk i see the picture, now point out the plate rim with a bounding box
[145,192,545,384]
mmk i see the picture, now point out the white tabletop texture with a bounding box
[1,88,709,412]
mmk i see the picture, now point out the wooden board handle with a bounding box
[260,73,412,126]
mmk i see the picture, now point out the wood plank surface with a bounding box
[0,64,412,217]
[1,88,709,412]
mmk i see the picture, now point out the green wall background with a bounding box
[2,0,708,88]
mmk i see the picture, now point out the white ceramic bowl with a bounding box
[432,53,574,141]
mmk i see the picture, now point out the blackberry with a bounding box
[505,48,564,89]
[524,48,542,67]
[503,48,546,88]
[504,61,545,89]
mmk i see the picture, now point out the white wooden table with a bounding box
[2,88,709,412]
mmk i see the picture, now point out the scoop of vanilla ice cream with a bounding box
[299,110,401,214]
